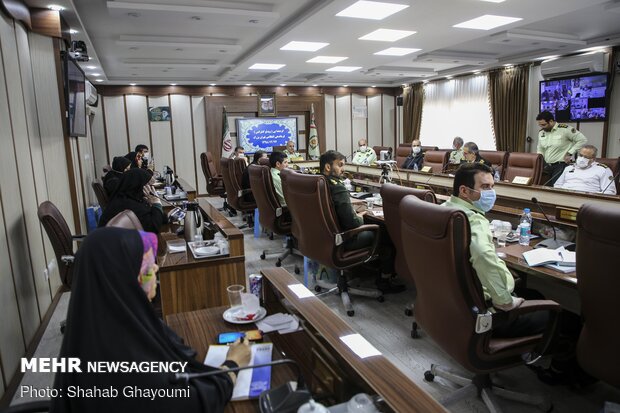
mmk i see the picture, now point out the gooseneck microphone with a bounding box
[541,166,567,186]
[530,197,575,250]
[601,170,620,194]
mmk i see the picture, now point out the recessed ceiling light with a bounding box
[446,76,453,79]
[423,80,429,83]
[326,66,362,72]
[307,56,348,64]
[371,85,376,87]
[249,63,285,70]
[453,15,522,30]
[209,83,216,86]
[312,84,318,87]
[343,85,349,87]
[280,83,287,86]
[359,29,416,42]
[91,73,101,77]
[480,0,505,2]
[336,1,409,20]
[95,79,103,82]
[472,70,481,74]
[280,41,329,52]
[245,83,252,86]
[86,65,96,70]
[374,47,421,56]
[48,5,64,11]
[503,63,513,67]
[536,55,559,61]
[169,83,177,86]
[129,83,137,86]
[69,29,78,34]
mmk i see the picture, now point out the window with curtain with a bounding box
[419,75,496,150]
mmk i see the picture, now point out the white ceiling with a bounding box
[25,0,620,86]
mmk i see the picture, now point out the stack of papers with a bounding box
[255,313,301,335]
[204,343,273,400]
[522,246,576,270]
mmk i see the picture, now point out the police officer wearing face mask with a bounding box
[401,139,424,170]
[553,144,616,195]
[351,138,377,166]
[442,164,548,339]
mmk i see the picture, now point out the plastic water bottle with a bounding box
[413,162,419,172]
[494,169,500,182]
[518,208,532,246]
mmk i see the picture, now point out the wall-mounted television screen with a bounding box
[539,73,608,122]
[236,117,298,154]
[65,56,87,137]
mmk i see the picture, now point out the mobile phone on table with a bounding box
[217,330,263,344]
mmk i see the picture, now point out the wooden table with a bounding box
[165,306,295,413]
[166,268,447,413]
[158,198,246,317]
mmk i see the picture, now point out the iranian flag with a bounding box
[307,103,320,160]
[221,107,234,158]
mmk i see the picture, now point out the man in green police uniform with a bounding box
[536,111,587,186]
[442,163,547,337]
[351,138,377,166]
[321,150,403,294]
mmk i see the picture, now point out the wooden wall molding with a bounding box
[29,8,69,42]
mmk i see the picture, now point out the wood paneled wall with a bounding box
[0,14,75,401]
[92,87,400,196]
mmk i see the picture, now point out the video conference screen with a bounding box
[236,117,298,154]
[539,74,608,122]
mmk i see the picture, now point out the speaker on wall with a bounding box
[396,96,403,106]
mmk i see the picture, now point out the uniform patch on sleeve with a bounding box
[571,128,576,133]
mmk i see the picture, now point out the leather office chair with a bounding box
[38,201,84,333]
[479,151,508,180]
[281,170,383,316]
[595,157,620,194]
[221,157,256,227]
[395,144,411,167]
[249,164,300,274]
[200,152,233,215]
[105,209,144,230]
[399,195,560,411]
[257,157,270,166]
[576,203,620,389]
[380,183,436,317]
[372,145,392,159]
[91,180,109,208]
[422,150,450,173]
[421,145,439,152]
[273,145,286,152]
[503,152,543,185]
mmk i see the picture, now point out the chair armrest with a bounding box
[509,299,561,316]
[72,235,86,241]
[340,224,380,241]
[237,189,252,197]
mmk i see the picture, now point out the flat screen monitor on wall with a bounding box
[539,73,608,122]
[65,56,87,137]
[236,117,298,154]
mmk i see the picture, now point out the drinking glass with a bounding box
[226,285,245,312]
[494,222,512,248]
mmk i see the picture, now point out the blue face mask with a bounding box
[471,188,496,212]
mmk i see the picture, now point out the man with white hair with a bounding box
[554,144,616,195]
[351,138,377,166]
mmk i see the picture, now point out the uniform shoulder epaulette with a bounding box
[329,178,340,185]
[558,123,569,128]
[595,162,609,169]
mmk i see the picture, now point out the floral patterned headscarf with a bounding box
[138,231,158,295]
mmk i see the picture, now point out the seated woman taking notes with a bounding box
[51,227,250,413]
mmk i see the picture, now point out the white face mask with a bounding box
[359,145,367,152]
[142,153,149,162]
[412,146,421,155]
[575,156,590,169]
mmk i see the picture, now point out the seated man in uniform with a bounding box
[554,144,616,195]
[448,136,464,164]
[284,140,303,160]
[442,163,547,337]
[270,151,288,206]
[351,138,377,166]
[401,139,424,170]
[461,142,493,169]
[230,146,247,164]
[321,150,403,294]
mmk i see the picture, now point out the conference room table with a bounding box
[165,268,447,413]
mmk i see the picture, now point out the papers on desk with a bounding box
[523,246,576,268]
[543,263,576,274]
[204,343,273,400]
[369,210,384,217]
[255,313,301,335]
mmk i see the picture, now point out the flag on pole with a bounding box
[307,103,320,160]
[221,107,234,159]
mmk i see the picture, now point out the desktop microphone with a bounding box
[530,197,575,250]
[541,166,567,186]
[172,359,311,413]
[601,170,620,194]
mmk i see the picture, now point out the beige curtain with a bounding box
[403,83,424,143]
[488,64,530,152]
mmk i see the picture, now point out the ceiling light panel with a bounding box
[453,15,522,31]
[280,41,329,51]
[374,47,421,56]
[480,0,505,2]
[359,29,416,42]
[326,66,362,72]
[249,63,285,70]
[336,1,409,20]
[307,56,348,64]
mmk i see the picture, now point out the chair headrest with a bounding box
[507,152,540,168]
[400,195,463,239]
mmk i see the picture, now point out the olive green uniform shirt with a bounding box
[325,175,362,231]
[271,168,286,206]
[537,123,587,164]
[449,148,464,164]
[352,148,377,166]
[442,196,514,306]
